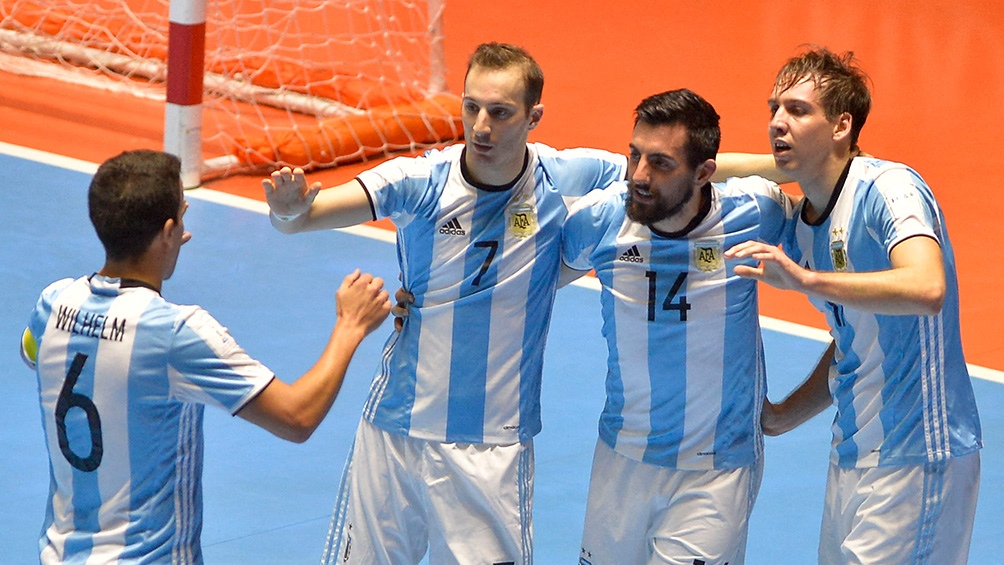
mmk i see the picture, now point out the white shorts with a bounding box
[579,439,762,565]
[320,418,534,565]
[819,450,980,565]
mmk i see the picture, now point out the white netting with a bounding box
[0,0,461,178]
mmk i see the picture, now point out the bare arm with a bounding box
[558,263,590,289]
[762,341,836,436]
[725,235,946,316]
[236,269,390,442]
[712,153,793,185]
[262,167,375,233]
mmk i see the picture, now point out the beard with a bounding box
[625,180,695,226]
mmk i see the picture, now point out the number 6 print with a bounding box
[55,353,104,472]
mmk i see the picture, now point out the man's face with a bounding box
[768,77,837,180]
[626,121,702,227]
[461,65,541,184]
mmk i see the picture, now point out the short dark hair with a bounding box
[773,46,872,148]
[634,89,721,170]
[88,150,182,261]
[466,42,544,113]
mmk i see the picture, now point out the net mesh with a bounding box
[0,0,462,177]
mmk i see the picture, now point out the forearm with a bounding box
[796,266,944,316]
[239,322,367,443]
[282,322,369,439]
[712,152,793,184]
[763,341,835,436]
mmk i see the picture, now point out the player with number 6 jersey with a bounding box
[22,149,390,564]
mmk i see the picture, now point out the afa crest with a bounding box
[830,239,848,271]
[507,201,538,239]
[692,239,723,272]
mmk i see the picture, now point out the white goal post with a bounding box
[0,0,460,187]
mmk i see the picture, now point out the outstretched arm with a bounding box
[262,167,375,233]
[724,236,945,316]
[237,269,391,442]
[712,153,793,185]
[762,341,836,436]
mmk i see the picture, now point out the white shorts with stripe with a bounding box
[321,418,534,565]
[579,439,762,565]
[819,450,980,565]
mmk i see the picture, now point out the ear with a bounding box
[159,218,179,247]
[528,103,544,130]
[696,158,717,186]
[832,111,853,143]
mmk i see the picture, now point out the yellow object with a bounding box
[21,327,38,370]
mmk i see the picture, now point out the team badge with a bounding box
[692,239,723,272]
[507,201,538,238]
[830,239,848,271]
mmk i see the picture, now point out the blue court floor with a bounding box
[2,144,1002,563]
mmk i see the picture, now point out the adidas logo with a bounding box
[618,245,644,263]
[438,218,466,236]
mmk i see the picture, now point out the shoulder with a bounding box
[851,158,937,207]
[716,176,792,210]
[533,143,626,168]
[569,182,627,213]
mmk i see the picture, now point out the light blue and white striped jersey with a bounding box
[784,157,982,468]
[25,275,274,564]
[357,143,626,444]
[562,177,793,469]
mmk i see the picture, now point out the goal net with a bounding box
[0,0,462,185]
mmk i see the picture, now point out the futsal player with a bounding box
[561,89,795,564]
[261,43,626,564]
[725,46,982,563]
[21,149,391,564]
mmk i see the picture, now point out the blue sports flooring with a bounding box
[2,144,1002,563]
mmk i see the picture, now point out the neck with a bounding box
[650,183,710,236]
[99,257,163,292]
[798,148,857,218]
[463,146,529,187]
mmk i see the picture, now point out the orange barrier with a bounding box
[230,93,464,168]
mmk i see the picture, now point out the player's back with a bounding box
[30,275,206,564]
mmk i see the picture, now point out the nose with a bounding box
[472,109,491,138]
[631,157,649,184]
[769,108,788,137]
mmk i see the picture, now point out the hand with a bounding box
[335,269,391,336]
[725,241,806,292]
[392,286,415,331]
[262,166,322,219]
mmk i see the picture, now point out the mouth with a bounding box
[772,139,792,155]
[469,140,492,154]
[630,183,654,202]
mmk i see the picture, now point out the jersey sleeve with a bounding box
[356,152,445,228]
[540,146,627,198]
[168,306,275,415]
[867,167,940,254]
[745,175,796,245]
[562,183,625,270]
[23,278,75,371]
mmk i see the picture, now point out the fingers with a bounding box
[724,240,765,259]
[732,264,762,280]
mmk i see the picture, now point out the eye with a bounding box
[628,149,640,162]
[652,158,673,171]
[462,101,479,114]
[490,108,511,119]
